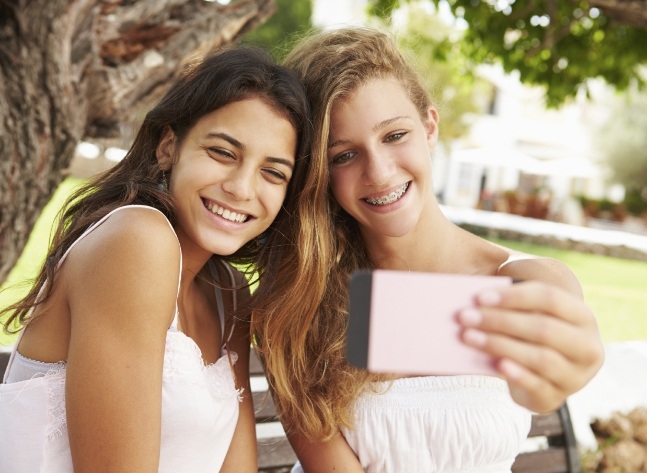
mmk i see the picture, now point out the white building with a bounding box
[435,65,610,224]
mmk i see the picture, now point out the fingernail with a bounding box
[500,359,523,380]
[463,329,487,347]
[458,308,482,326]
[477,290,501,306]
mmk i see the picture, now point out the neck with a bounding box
[174,229,215,304]
[362,204,468,273]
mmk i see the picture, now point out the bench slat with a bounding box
[528,410,564,437]
[512,447,570,473]
[253,391,278,423]
[258,436,297,472]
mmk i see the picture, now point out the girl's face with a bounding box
[327,77,438,239]
[158,97,297,257]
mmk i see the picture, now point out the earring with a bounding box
[157,171,168,192]
[256,231,268,248]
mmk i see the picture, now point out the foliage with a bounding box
[367,0,647,107]
[624,189,647,216]
[241,0,315,61]
[596,91,647,195]
[394,4,486,144]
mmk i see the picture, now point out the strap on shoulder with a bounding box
[207,258,238,346]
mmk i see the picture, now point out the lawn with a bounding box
[487,238,647,343]
[2,179,646,347]
[0,177,84,348]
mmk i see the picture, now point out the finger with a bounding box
[457,306,591,363]
[497,358,565,413]
[461,328,587,393]
[476,281,592,326]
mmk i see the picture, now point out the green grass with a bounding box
[487,238,647,343]
[2,180,646,347]
[0,177,84,348]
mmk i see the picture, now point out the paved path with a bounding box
[567,341,647,450]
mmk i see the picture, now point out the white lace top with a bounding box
[0,205,242,473]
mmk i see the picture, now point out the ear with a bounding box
[156,126,177,170]
[423,106,440,150]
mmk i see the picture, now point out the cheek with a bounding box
[329,171,347,205]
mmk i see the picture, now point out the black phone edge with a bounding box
[346,270,372,369]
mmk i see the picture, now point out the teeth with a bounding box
[205,200,249,223]
[364,182,409,206]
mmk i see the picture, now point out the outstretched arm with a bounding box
[458,257,604,413]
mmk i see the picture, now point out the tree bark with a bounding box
[0,0,274,284]
[588,0,647,29]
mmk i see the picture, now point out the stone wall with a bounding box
[582,408,647,472]
[460,224,647,262]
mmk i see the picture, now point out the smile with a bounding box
[363,182,410,206]
[203,199,250,223]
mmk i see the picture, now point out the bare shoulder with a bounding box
[70,206,179,267]
[497,250,583,297]
[64,206,181,329]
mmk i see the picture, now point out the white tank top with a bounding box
[341,375,532,473]
[291,377,531,473]
[0,205,242,473]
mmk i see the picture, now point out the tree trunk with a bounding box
[0,0,274,284]
[588,0,647,29]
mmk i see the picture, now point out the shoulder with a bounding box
[74,206,178,264]
[64,206,181,311]
[497,252,583,296]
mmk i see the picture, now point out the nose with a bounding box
[363,149,396,186]
[222,166,256,201]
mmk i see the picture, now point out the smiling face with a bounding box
[157,97,297,258]
[327,77,438,240]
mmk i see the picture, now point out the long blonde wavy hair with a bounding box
[250,26,435,441]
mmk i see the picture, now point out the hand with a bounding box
[457,280,604,413]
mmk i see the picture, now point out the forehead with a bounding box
[329,78,418,133]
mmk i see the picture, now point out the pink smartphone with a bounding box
[346,269,512,376]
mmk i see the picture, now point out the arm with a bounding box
[64,209,180,472]
[287,428,364,473]
[220,272,257,473]
[458,257,604,413]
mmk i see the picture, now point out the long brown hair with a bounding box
[2,44,312,333]
[251,26,435,441]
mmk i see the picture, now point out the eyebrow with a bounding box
[327,115,411,149]
[266,156,294,170]
[204,132,294,170]
[205,132,244,150]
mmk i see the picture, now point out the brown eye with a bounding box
[331,151,356,165]
[385,131,407,143]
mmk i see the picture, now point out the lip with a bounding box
[361,181,410,206]
[201,197,256,227]
[362,183,407,201]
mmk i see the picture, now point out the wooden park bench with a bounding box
[0,348,581,473]
[250,348,581,473]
